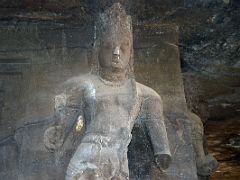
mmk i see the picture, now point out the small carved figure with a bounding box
[44,3,171,179]
[188,111,218,177]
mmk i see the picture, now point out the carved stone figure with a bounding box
[44,3,171,180]
[188,111,218,178]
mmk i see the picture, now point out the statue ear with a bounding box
[87,42,99,74]
[127,15,133,31]
[127,46,134,78]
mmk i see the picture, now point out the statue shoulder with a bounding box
[63,73,94,90]
[187,111,203,126]
[136,82,162,101]
[57,73,95,96]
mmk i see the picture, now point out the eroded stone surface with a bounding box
[0,2,219,180]
[61,4,171,179]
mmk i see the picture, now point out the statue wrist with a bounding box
[154,153,172,170]
[44,125,64,152]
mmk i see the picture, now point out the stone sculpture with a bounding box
[188,111,218,178]
[44,3,171,180]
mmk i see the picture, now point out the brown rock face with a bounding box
[0,10,198,180]
[0,0,239,179]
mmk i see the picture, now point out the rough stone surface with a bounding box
[57,4,172,179]
[131,24,197,180]
[0,0,239,179]
[0,14,197,180]
[0,21,92,180]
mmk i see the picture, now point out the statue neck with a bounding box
[99,68,128,84]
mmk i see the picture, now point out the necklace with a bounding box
[98,76,127,87]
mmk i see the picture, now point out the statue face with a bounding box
[98,32,132,72]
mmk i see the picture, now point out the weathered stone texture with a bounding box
[0,21,198,179]
[129,24,197,180]
[0,22,92,179]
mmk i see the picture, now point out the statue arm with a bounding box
[44,81,85,151]
[144,96,172,170]
[55,89,84,136]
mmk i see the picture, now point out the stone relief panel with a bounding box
[0,3,207,180]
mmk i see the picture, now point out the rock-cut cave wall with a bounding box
[0,14,198,180]
[0,0,240,179]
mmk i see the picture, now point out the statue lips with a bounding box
[111,57,123,70]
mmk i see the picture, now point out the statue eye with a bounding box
[101,41,112,48]
[121,43,130,52]
[121,46,126,52]
[103,44,111,48]
[123,41,130,46]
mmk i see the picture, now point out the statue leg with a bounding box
[66,142,101,180]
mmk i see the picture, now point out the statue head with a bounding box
[94,3,134,77]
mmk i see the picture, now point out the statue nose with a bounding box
[113,46,120,58]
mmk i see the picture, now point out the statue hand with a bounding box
[155,154,172,171]
[44,125,64,152]
[197,154,219,176]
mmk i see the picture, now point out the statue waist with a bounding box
[82,131,132,148]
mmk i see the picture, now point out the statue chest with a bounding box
[84,82,135,113]
[83,83,138,133]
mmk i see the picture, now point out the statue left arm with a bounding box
[144,96,172,170]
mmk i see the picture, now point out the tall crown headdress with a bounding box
[97,3,132,39]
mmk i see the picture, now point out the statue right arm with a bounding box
[44,79,85,151]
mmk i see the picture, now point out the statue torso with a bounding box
[65,75,167,179]
[82,76,138,146]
